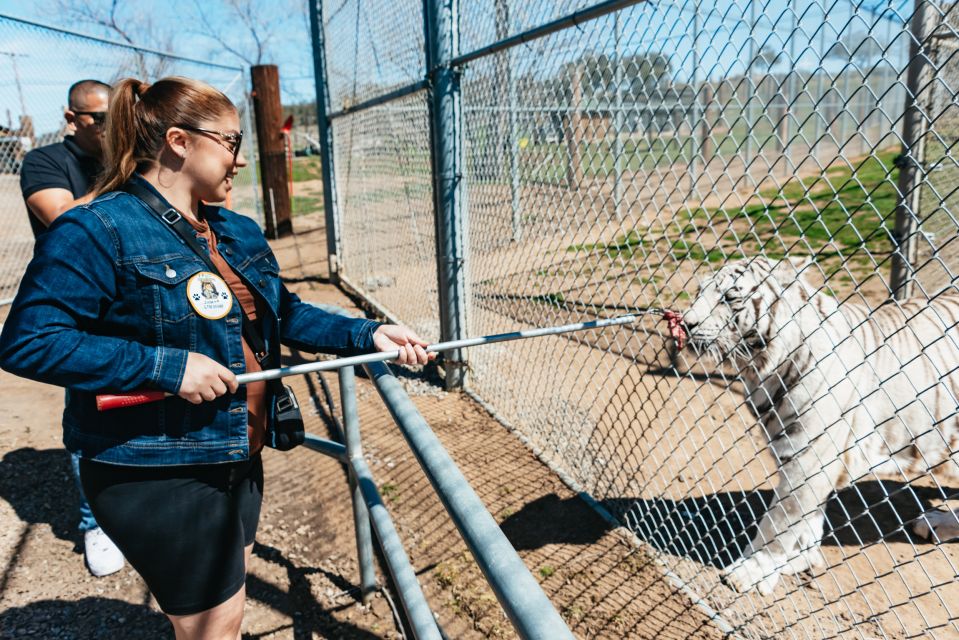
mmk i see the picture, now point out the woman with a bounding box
[0,76,431,639]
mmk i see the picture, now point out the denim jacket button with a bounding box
[258,279,266,287]
[164,266,176,278]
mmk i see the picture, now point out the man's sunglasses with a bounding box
[72,111,107,125]
[177,125,243,162]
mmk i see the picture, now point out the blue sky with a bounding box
[0,0,915,136]
[0,0,316,134]
[319,0,912,112]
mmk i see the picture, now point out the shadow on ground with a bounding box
[247,542,384,640]
[0,447,80,547]
[0,447,389,640]
[501,480,957,569]
[0,597,170,639]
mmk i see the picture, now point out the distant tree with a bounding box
[54,0,176,79]
[826,31,884,68]
[554,51,672,102]
[625,52,672,97]
[190,0,301,68]
[749,45,782,73]
[51,0,305,74]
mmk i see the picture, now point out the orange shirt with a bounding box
[187,216,267,455]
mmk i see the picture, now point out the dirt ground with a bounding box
[0,211,722,639]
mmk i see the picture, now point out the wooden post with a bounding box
[250,65,292,238]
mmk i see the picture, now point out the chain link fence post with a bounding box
[494,0,522,241]
[425,0,469,389]
[613,10,624,221]
[892,0,934,299]
[309,0,341,282]
[240,83,263,228]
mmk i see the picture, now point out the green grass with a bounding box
[290,156,323,182]
[380,482,398,502]
[670,238,746,263]
[518,137,690,184]
[517,147,900,310]
[291,194,323,216]
[729,149,899,258]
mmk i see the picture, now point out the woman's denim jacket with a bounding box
[0,177,380,466]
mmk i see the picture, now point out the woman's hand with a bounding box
[177,352,239,404]
[373,325,434,365]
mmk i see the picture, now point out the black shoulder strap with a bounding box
[121,181,272,366]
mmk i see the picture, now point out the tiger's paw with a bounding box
[913,509,959,543]
[784,545,826,576]
[722,554,781,595]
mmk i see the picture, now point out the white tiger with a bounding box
[681,257,959,595]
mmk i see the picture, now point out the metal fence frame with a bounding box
[311,1,959,637]
[300,303,573,639]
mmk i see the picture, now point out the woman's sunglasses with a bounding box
[177,125,243,162]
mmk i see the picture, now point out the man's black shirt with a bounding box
[20,135,102,238]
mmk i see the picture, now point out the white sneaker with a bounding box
[84,527,125,577]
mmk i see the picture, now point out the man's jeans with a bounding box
[70,450,98,533]
[65,390,97,533]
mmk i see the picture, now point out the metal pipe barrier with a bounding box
[364,360,575,639]
[300,363,575,638]
[339,365,377,603]
[302,375,442,640]
[297,304,573,638]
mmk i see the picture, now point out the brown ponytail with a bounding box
[96,76,236,195]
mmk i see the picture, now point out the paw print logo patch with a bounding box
[186,272,233,320]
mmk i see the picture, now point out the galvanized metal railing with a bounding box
[298,305,573,639]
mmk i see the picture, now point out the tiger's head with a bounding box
[681,257,821,367]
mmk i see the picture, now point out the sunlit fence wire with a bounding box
[0,14,261,305]
[315,0,959,637]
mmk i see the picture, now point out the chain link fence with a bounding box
[0,15,261,305]
[315,0,959,637]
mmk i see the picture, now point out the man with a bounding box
[21,80,109,233]
[19,79,125,578]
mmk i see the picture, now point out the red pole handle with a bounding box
[96,390,168,411]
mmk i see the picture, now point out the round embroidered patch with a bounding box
[187,271,233,320]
